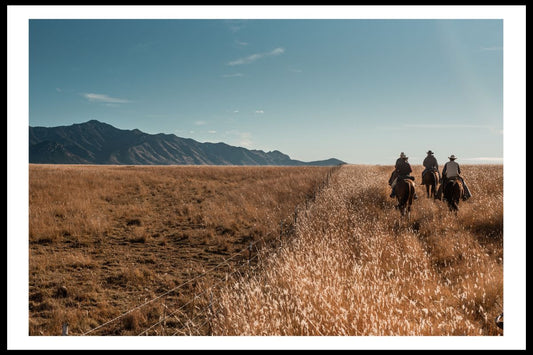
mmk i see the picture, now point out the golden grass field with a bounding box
[29,164,335,335]
[28,163,503,336]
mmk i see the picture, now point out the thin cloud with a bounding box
[269,47,285,56]
[194,120,207,126]
[225,130,253,148]
[82,93,131,104]
[82,93,131,103]
[377,123,501,132]
[225,20,247,33]
[221,73,244,78]
[255,110,265,114]
[404,123,490,129]
[238,132,253,148]
[227,47,285,66]
[376,126,404,131]
[480,46,503,51]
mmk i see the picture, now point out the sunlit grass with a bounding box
[211,164,503,336]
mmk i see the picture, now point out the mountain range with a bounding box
[29,120,345,166]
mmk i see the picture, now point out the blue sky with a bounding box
[27,13,506,165]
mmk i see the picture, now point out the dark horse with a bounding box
[442,177,464,212]
[395,178,415,218]
[422,170,439,198]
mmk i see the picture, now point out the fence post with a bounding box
[61,322,69,336]
[161,298,167,336]
[208,291,214,336]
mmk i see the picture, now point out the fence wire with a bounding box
[78,165,340,336]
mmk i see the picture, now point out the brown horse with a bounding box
[422,170,438,198]
[394,178,415,218]
[442,177,464,212]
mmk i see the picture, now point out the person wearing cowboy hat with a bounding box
[421,150,441,183]
[436,154,471,200]
[389,152,417,199]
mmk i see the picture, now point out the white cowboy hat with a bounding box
[448,155,457,160]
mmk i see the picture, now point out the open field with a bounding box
[211,164,503,336]
[28,163,503,336]
[29,164,335,335]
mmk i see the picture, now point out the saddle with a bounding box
[389,171,414,186]
[399,175,415,181]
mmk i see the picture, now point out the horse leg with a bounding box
[448,197,459,212]
[453,201,459,214]
[399,198,406,216]
[432,173,438,198]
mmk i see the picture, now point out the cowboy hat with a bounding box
[448,155,457,160]
[427,150,434,155]
[399,152,408,159]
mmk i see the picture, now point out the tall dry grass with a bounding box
[211,164,503,336]
[29,164,334,335]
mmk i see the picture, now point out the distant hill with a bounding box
[29,120,345,166]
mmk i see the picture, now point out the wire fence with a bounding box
[71,165,341,336]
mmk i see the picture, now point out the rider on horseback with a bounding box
[436,154,472,200]
[389,152,418,199]
[421,150,441,183]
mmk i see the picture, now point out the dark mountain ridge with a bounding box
[29,120,345,166]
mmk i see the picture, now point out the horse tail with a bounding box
[400,179,415,207]
[432,171,439,196]
[447,179,463,211]
[454,179,464,202]
[408,179,415,204]
[398,179,409,206]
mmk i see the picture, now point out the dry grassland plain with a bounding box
[29,164,334,335]
[28,164,503,336]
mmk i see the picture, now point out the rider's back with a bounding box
[396,159,412,176]
[444,161,460,178]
